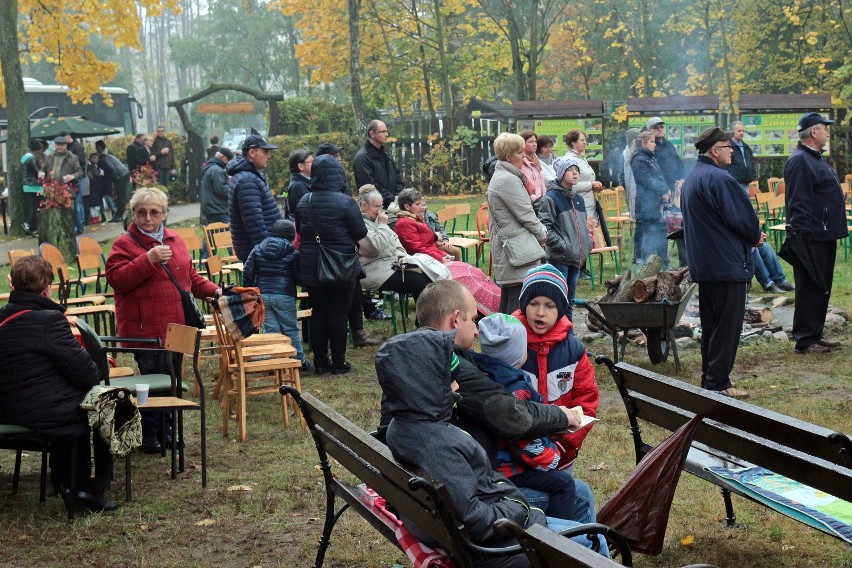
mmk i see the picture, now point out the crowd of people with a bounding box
[2,111,846,551]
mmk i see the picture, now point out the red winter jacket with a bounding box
[393,213,444,261]
[106,224,219,345]
[513,311,599,467]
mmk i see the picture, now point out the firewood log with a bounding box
[633,277,657,303]
[744,306,773,325]
[654,270,684,302]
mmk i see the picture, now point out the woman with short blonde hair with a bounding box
[487,133,548,312]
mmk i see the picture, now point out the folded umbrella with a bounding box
[597,414,702,555]
[217,286,266,341]
[778,229,828,294]
[447,261,500,316]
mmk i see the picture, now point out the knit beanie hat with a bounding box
[553,156,581,185]
[478,313,528,369]
[271,219,297,242]
[519,264,569,320]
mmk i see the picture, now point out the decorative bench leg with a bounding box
[722,488,737,527]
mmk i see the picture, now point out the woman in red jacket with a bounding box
[392,188,460,262]
[106,187,220,452]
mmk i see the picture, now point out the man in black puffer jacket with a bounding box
[228,134,282,261]
[0,256,118,512]
[295,155,368,375]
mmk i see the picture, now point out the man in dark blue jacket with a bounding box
[784,112,849,354]
[682,128,762,398]
[200,148,232,226]
[228,134,282,261]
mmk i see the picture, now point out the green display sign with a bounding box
[517,117,604,161]
[628,114,717,159]
[739,113,816,157]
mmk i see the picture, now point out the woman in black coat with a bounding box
[0,256,118,512]
[296,155,368,375]
[630,130,671,267]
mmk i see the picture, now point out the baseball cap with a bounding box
[797,112,834,132]
[316,142,343,156]
[694,127,733,153]
[242,134,277,151]
[646,117,665,129]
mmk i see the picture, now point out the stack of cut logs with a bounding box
[598,255,692,304]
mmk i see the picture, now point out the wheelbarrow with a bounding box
[577,283,697,370]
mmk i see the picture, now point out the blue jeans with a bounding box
[752,244,786,288]
[511,468,576,520]
[261,293,304,362]
[551,263,580,322]
[519,476,594,524]
[74,177,87,233]
[545,516,610,558]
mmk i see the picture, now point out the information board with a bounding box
[517,117,604,160]
[739,113,822,157]
[627,114,716,159]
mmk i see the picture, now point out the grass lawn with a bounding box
[1,198,851,567]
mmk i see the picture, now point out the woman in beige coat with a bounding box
[487,133,547,313]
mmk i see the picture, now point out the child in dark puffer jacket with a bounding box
[474,313,576,521]
[242,219,307,370]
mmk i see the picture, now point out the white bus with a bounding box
[0,77,143,134]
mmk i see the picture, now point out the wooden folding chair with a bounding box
[439,206,480,264]
[203,222,238,262]
[588,224,620,290]
[8,249,36,266]
[171,228,204,269]
[209,302,304,441]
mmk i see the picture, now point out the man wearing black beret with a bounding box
[783,112,848,354]
[681,127,763,398]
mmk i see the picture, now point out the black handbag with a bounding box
[125,231,205,328]
[306,193,360,285]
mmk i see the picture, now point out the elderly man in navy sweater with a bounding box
[784,112,849,354]
[681,128,763,399]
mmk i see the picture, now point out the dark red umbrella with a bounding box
[597,414,702,555]
[447,261,500,316]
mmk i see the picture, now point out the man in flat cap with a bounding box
[783,112,848,354]
[681,127,763,398]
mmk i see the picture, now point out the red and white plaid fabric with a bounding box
[359,485,457,568]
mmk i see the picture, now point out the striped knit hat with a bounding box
[519,264,569,320]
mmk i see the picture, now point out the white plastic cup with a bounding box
[136,384,150,406]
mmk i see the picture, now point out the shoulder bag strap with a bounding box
[125,230,186,294]
[0,309,32,328]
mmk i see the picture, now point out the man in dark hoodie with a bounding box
[376,293,608,565]
[200,148,233,226]
[228,134,282,261]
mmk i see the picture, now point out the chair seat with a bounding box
[448,236,480,248]
[592,245,619,253]
[454,230,480,238]
[138,397,200,410]
[0,424,35,436]
[109,367,136,378]
[107,374,189,394]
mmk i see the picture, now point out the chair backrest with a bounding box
[766,177,782,194]
[774,180,785,195]
[592,224,612,251]
[599,189,618,218]
[748,181,759,199]
[203,222,231,256]
[205,254,224,280]
[208,300,236,366]
[171,228,203,258]
[74,319,110,383]
[54,264,74,305]
[77,253,103,273]
[8,249,36,266]
[475,203,489,239]
[436,206,455,225]
[766,194,786,216]
[613,186,629,216]
[76,235,103,257]
[165,323,201,357]
[39,242,66,271]
[453,202,472,229]
[755,191,773,206]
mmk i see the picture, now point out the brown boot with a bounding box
[353,329,381,347]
